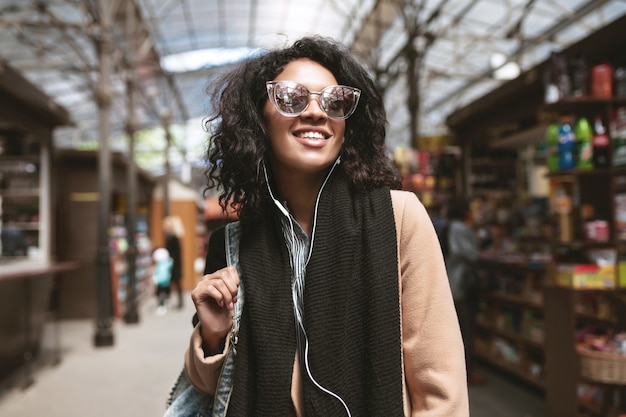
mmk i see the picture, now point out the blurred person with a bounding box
[440,196,486,385]
[168,36,468,416]
[152,247,172,316]
[164,215,184,309]
[485,221,515,253]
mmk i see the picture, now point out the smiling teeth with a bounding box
[298,131,325,139]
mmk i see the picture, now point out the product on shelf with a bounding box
[554,53,571,99]
[591,62,614,99]
[543,52,561,103]
[612,107,626,167]
[577,382,605,408]
[555,264,615,289]
[552,185,573,243]
[592,115,610,168]
[616,66,626,98]
[616,194,626,242]
[576,327,626,386]
[558,116,576,171]
[492,338,520,365]
[575,116,594,169]
[545,123,560,172]
[570,54,589,98]
[522,310,545,344]
[576,294,614,321]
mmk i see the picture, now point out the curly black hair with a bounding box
[203,36,401,221]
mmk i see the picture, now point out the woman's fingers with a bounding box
[192,266,240,310]
[206,279,235,309]
[192,267,240,343]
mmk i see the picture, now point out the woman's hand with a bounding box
[191,266,240,355]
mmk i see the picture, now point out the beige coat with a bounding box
[185,190,470,416]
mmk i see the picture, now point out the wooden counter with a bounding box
[0,261,80,382]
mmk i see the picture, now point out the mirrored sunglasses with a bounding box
[266,81,361,120]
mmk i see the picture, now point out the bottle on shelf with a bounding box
[592,116,610,168]
[570,55,588,98]
[575,117,593,169]
[612,107,626,167]
[557,116,576,171]
[581,204,596,241]
[545,123,559,172]
[543,52,560,104]
[615,66,626,98]
[554,54,571,100]
[554,187,573,243]
[591,63,613,99]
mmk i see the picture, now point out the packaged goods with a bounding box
[615,67,626,98]
[591,63,614,98]
[612,107,626,167]
[558,117,576,170]
[575,117,593,169]
[615,193,626,241]
[592,116,610,168]
[545,123,559,172]
[555,264,615,289]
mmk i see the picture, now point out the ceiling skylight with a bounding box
[161,47,262,73]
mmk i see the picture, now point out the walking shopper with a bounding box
[164,215,184,309]
[441,196,487,385]
[152,247,172,316]
[169,36,469,416]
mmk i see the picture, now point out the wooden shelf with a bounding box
[474,259,549,393]
[490,292,544,309]
[547,168,613,178]
[0,155,40,163]
[475,351,546,390]
[0,189,40,198]
[542,96,626,111]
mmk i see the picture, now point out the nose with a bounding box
[301,93,326,119]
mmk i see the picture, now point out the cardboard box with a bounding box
[618,260,626,288]
[555,264,616,289]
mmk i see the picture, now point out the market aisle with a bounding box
[0,294,545,417]
[0,296,195,417]
[469,362,545,416]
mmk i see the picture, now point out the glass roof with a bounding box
[0,0,625,173]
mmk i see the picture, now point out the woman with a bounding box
[185,36,468,416]
[163,215,184,309]
[442,197,485,385]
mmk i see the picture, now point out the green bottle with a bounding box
[575,117,593,169]
[546,123,559,172]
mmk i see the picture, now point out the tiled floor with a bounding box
[469,363,545,417]
[0,296,545,416]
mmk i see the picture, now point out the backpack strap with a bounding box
[211,221,243,416]
[225,221,243,353]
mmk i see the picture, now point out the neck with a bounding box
[265,157,340,235]
[274,172,324,235]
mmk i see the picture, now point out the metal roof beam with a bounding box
[129,0,190,123]
[425,0,613,113]
[349,0,404,59]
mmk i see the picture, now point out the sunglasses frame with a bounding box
[266,81,361,120]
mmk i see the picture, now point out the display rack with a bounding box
[0,132,41,261]
[542,97,626,417]
[109,216,153,318]
[474,258,548,390]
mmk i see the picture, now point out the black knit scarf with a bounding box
[226,172,404,416]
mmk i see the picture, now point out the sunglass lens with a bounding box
[321,87,355,119]
[273,83,309,115]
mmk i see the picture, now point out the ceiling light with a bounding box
[490,52,521,80]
